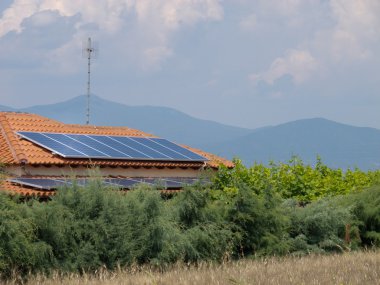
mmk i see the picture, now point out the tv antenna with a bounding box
[82,37,98,125]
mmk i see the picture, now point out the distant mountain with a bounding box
[0,105,15,111]
[2,96,379,170]
[205,118,380,170]
[20,95,253,147]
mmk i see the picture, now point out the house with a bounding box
[0,112,233,197]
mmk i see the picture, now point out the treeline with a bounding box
[214,157,380,202]
[0,158,380,278]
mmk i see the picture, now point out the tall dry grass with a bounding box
[5,250,380,285]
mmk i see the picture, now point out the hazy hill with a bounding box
[21,95,252,147]
[2,96,380,170]
[205,118,380,170]
[0,105,15,111]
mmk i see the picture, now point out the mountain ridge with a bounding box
[1,96,379,170]
[1,95,253,147]
[204,117,380,170]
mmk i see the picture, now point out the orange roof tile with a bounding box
[1,179,54,197]
[0,176,185,197]
[183,145,233,168]
[0,112,233,169]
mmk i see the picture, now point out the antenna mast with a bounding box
[83,37,97,125]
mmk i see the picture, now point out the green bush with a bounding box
[226,184,290,256]
[336,184,380,247]
[213,157,380,202]
[32,180,184,271]
[287,198,353,253]
[0,194,51,277]
[170,188,236,262]
[0,160,379,278]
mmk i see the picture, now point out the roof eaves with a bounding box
[0,113,27,164]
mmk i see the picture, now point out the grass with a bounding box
[5,250,380,285]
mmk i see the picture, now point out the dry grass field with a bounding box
[5,250,380,285]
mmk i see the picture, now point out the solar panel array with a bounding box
[17,132,207,162]
[9,177,208,191]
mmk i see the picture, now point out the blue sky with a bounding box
[0,0,379,129]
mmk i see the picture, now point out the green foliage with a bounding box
[174,188,208,228]
[32,180,183,271]
[0,159,379,279]
[214,157,380,202]
[0,194,51,277]
[336,184,380,247]
[226,184,290,256]
[170,188,235,262]
[287,198,353,253]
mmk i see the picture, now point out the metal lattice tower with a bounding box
[83,37,97,125]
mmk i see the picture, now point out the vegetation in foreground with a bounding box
[0,158,380,280]
[6,251,380,285]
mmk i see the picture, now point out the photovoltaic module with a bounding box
[17,132,207,162]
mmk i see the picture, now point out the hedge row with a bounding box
[0,160,379,278]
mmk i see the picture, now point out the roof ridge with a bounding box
[0,111,30,114]
[63,123,154,135]
[0,112,153,137]
[0,113,28,163]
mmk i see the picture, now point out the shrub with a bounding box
[0,162,379,278]
[213,157,380,202]
[170,188,236,262]
[287,198,353,253]
[337,184,380,247]
[0,194,51,277]
[227,184,290,256]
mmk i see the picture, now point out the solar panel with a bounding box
[17,132,207,162]
[104,178,150,188]
[9,178,69,190]
[9,177,209,191]
[151,138,208,160]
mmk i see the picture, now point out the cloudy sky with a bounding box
[0,0,379,129]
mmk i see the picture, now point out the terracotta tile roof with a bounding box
[0,130,14,164]
[0,176,186,197]
[182,145,233,168]
[0,112,234,168]
[1,179,54,197]
[1,180,182,197]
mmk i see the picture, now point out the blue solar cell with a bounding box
[151,138,207,160]
[45,133,109,158]
[138,178,167,187]
[73,135,131,158]
[135,138,189,160]
[10,177,208,191]
[17,132,207,161]
[105,178,148,188]
[90,135,151,159]
[177,178,197,184]
[111,137,170,159]
[18,132,85,157]
[10,178,69,190]
[160,178,183,188]
[71,178,89,186]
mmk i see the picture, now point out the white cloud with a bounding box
[0,0,223,70]
[327,0,380,62]
[247,0,380,92]
[0,0,223,37]
[258,0,303,16]
[131,0,223,68]
[250,49,318,85]
[142,46,173,71]
[239,13,257,31]
[0,0,39,36]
